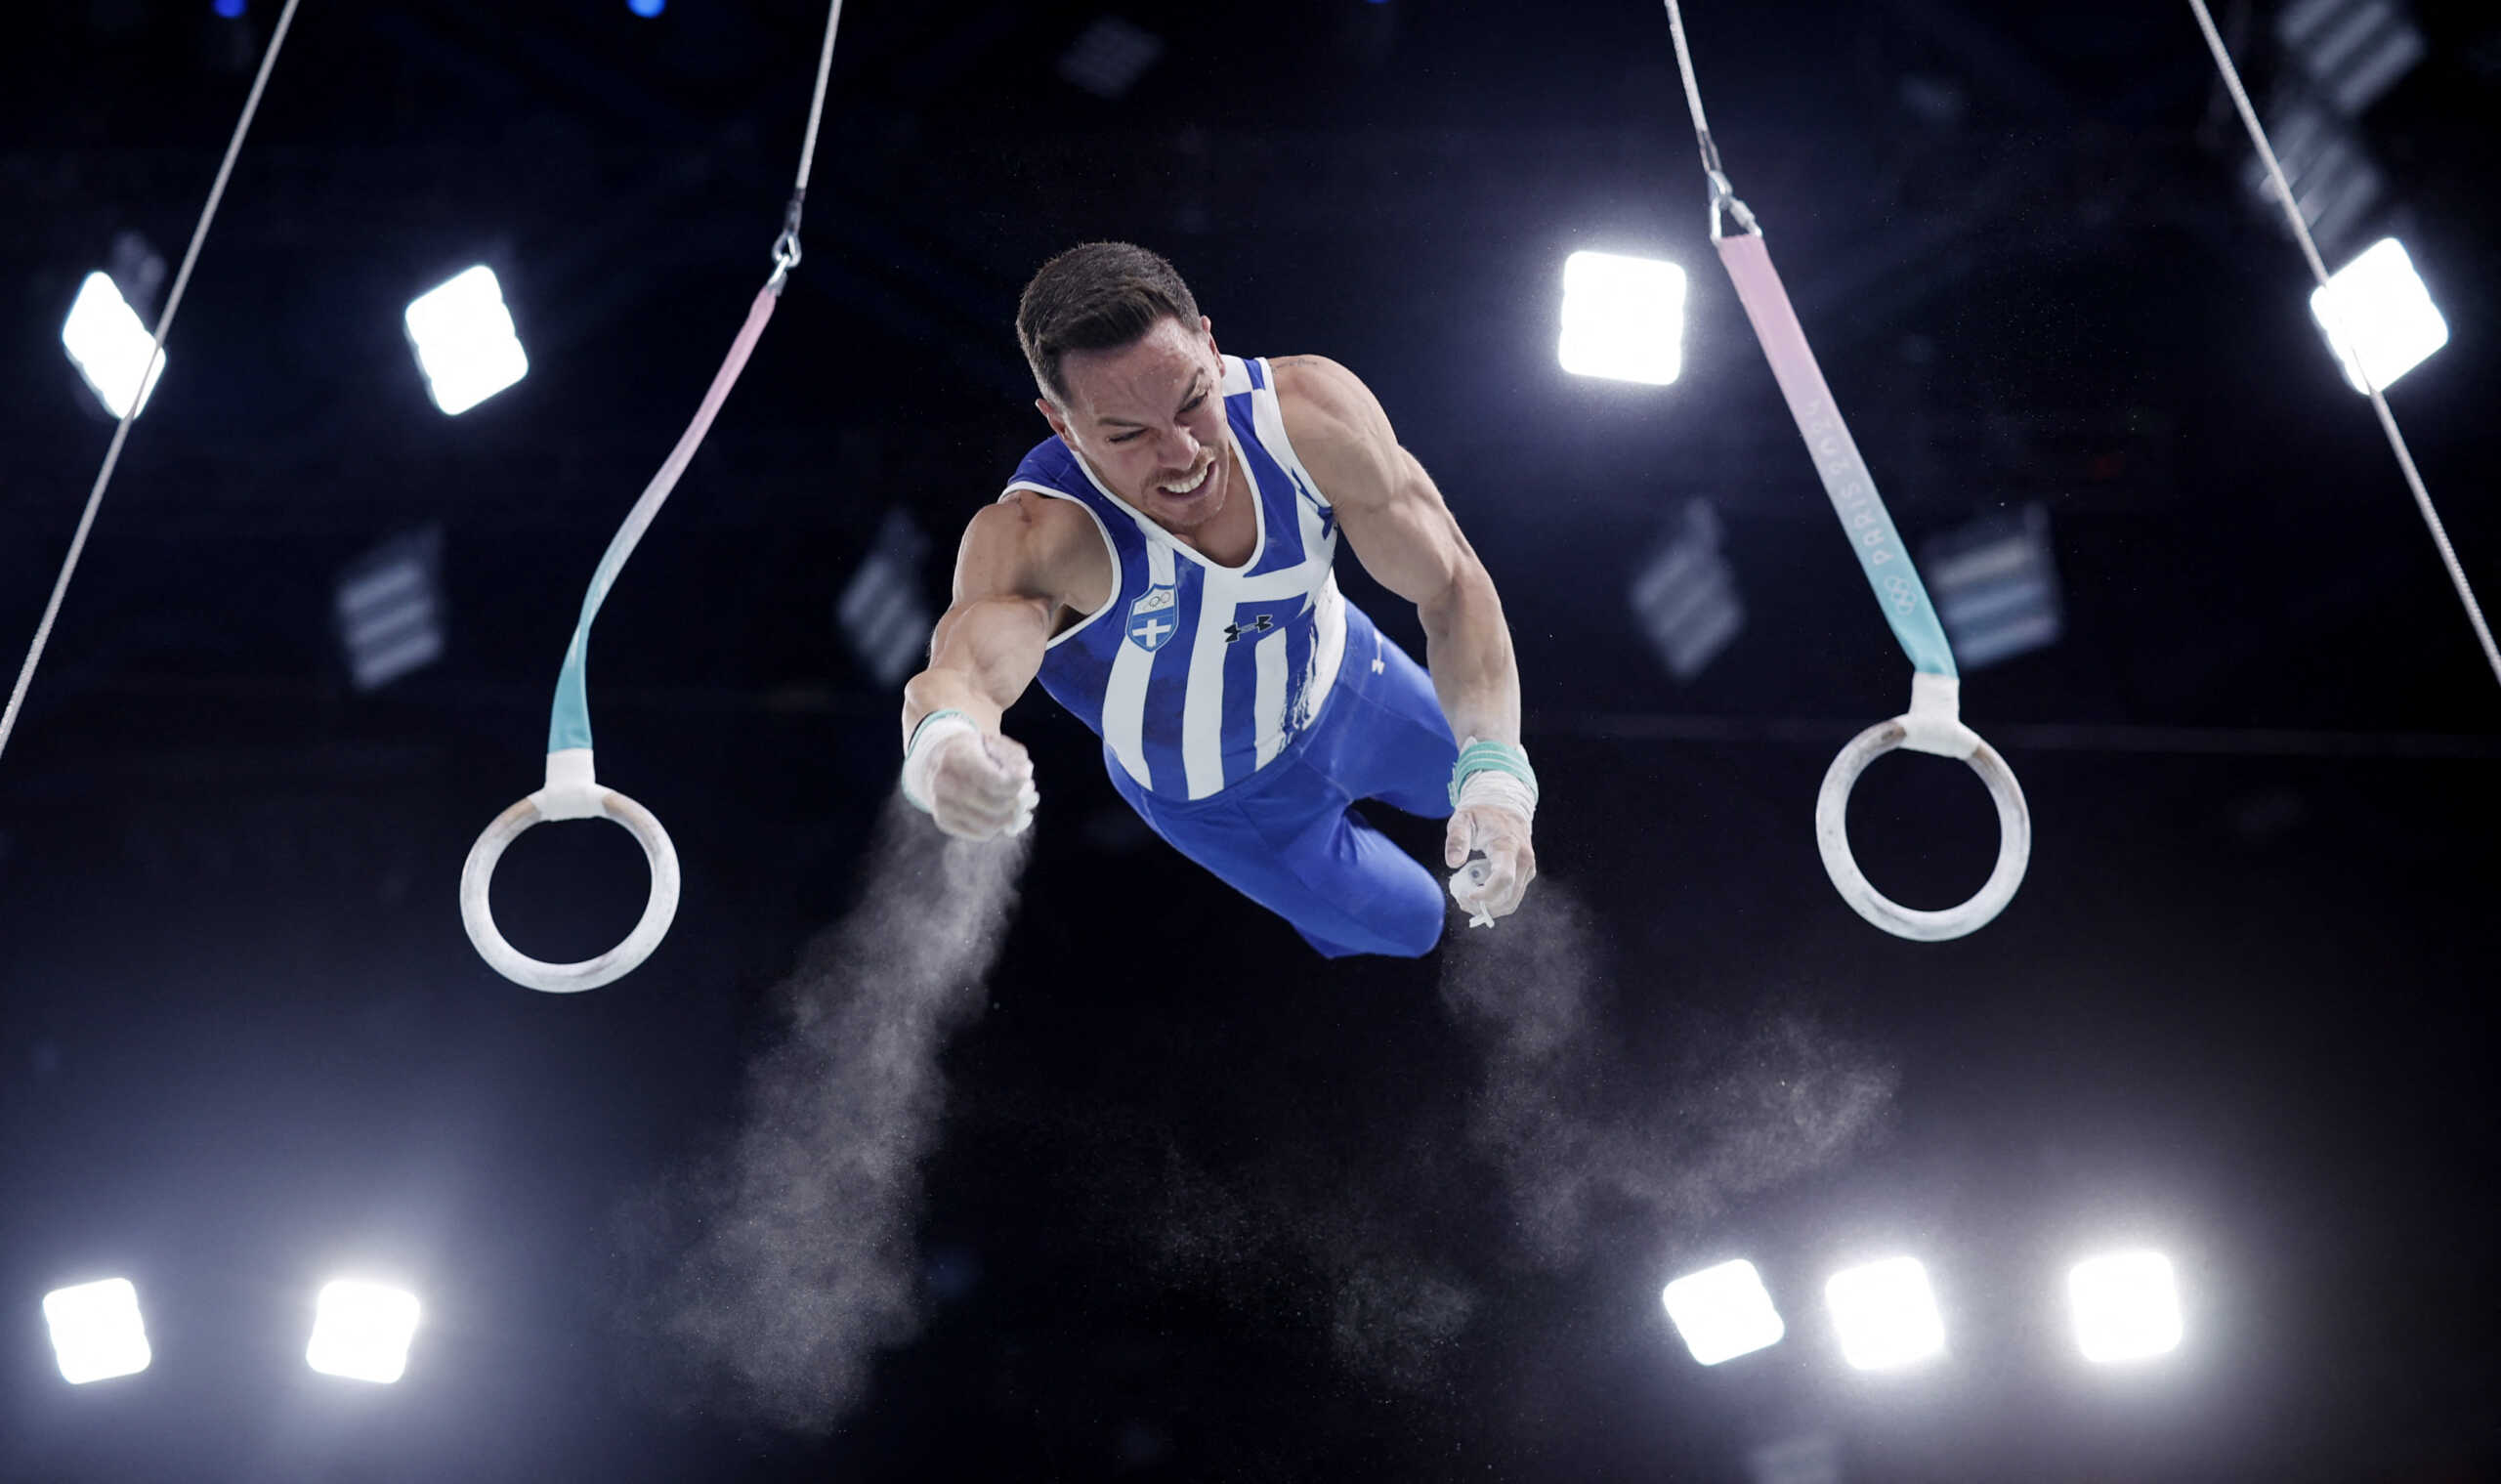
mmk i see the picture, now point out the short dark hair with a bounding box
[1016,242,1203,406]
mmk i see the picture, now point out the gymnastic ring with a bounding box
[1813,718,2030,942]
[459,777,680,993]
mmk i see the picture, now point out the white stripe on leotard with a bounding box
[1252,619,1290,768]
[1101,539,1174,788]
[1180,561,1234,798]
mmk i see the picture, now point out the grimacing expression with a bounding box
[1040,316,1233,534]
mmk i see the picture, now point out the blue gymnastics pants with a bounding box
[1105,603,1459,958]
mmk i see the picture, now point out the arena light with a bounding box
[836,510,935,689]
[2310,237,2447,394]
[1558,251,1685,385]
[336,527,445,691]
[403,266,529,415]
[2276,0,2425,116]
[1630,500,1743,683]
[2246,100,2385,257]
[1660,1258,1786,1366]
[305,1280,420,1383]
[2067,1251,2183,1364]
[62,273,168,419]
[1924,504,2062,671]
[41,1278,151,1384]
[1824,1256,1945,1372]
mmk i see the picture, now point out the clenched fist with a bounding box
[902,711,1039,840]
[1445,798,1536,926]
[1444,739,1540,928]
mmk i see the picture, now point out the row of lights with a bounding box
[64,229,2441,430]
[1659,1250,2183,1372]
[49,1251,2168,1393]
[1556,236,2449,395]
[62,262,529,422]
[42,1277,421,1387]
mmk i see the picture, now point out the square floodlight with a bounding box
[403,266,529,415]
[62,273,168,419]
[2310,237,2446,394]
[1559,251,1686,385]
[42,1278,151,1384]
[1925,503,2063,670]
[336,528,445,691]
[1631,501,1744,683]
[837,509,936,688]
[1661,1258,1786,1366]
[306,1280,420,1383]
[2068,1251,2182,1364]
[1824,1256,1945,1372]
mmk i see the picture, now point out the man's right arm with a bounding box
[897,495,1089,839]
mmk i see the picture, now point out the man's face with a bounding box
[1040,316,1231,534]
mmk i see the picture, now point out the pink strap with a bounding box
[1715,233,1956,678]
[548,286,782,753]
[648,287,779,509]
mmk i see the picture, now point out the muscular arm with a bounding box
[1277,357,1520,751]
[1279,355,1534,922]
[897,493,1108,837]
[903,583,1046,748]
[901,493,1094,747]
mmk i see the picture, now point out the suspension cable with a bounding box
[0,0,307,770]
[2186,0,2498,690]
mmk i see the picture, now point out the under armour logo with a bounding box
[1223,615,1274,644]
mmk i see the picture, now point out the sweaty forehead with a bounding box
[1062,319,1213,426]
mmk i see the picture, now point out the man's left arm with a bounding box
[1277,356,1536,924]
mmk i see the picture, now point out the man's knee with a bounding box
[1382,882,1447,956]
[1299,877,1444,959]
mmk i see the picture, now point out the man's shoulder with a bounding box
[1269,356,1395,501]
[958,487,1108,610]
[987,434,1110,574]
[1272,356,1383,440]
[972,485,1097,552]
[1268,355,1364,416]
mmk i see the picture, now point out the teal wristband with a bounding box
[1448,740,1538,810]
[906,707,969,759]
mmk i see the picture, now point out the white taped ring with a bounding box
[460,763,681,993]
[1814,717,2030,942]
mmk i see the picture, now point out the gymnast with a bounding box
[898,242,1537,956]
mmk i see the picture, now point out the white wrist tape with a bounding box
[900,710,980,814]
[1455,767,1537,827]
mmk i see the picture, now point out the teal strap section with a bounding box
[545,534,635,754]
[1448,740,1539,810]
[1834,479,1958,679]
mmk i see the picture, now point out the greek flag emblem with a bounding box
[1125,584,1178,652]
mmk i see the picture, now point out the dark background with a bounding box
[3,0,2496,1478]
